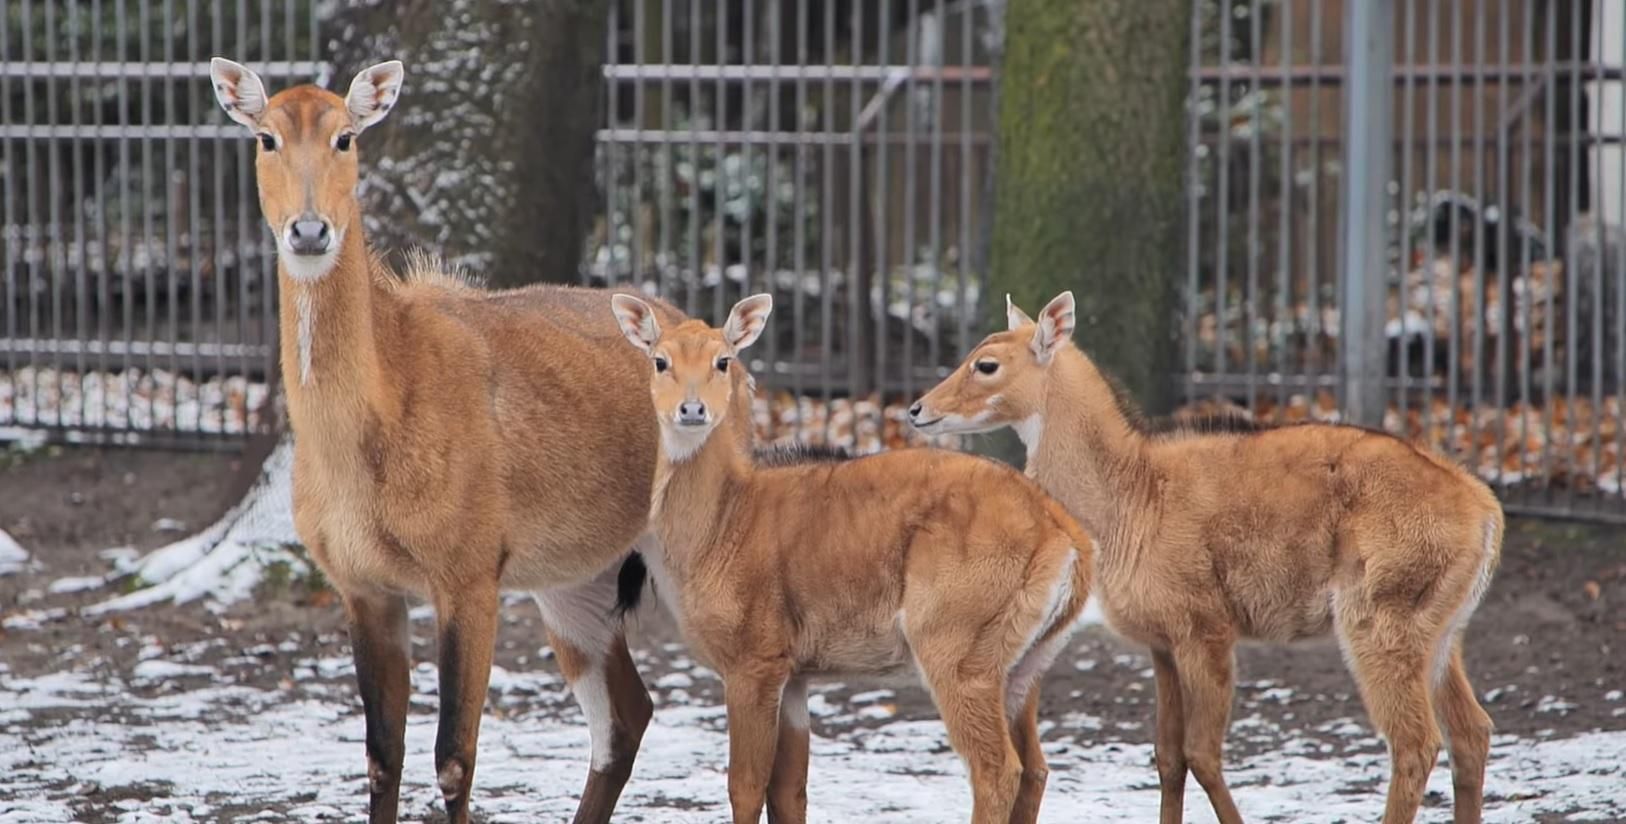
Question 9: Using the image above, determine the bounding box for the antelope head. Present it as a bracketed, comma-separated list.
[611, 293, 773, 462]
[908, 291, 1075, 435]
[209, 57, 404, 282]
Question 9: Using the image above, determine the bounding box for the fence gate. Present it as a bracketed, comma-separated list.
[1184, 0, 1626, 522]
[0, 1, 322, 446]
[590, 0, 998, 453]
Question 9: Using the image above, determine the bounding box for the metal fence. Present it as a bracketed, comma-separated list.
[1184, 0, 1626, 520]
[587, 0, 998, 452]
[0, 1, 321, 445]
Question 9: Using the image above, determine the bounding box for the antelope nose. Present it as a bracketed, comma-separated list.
[677, 401, 708, 426]
[908, 401, 924, 420]
[288, 217, 331, 255]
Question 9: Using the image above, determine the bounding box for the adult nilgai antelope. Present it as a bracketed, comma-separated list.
[609, 293, 1093, 824]
[910, 292, 1504, 824]
[209, 58, 685, 823]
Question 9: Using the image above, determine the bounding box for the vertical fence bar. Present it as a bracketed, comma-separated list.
[712, 0, 725, 321]
[604, 0, 620, 286]
[1244, 0, 1260, 411]
[876, 0, 890, 411]
[69, 0, 90, 428]
[1492, 0, 1511, 492]
[766, 0, 781, 386]
[819, 0, 835, 439]
[1450, 0, 1467, 459]
[1594, 4, 1613, 511]
[956, 0, 971, 365]
[902, 0, 918, 404]
[163, 0, 180, 421]
[211, 0, 226, 413]
[1615, 15, 1625, 504]
[1273, 0, 1292, 416]
[1397, 0, 1416, 428]
[660, 0, 674, 304]
[740, 0, 752, 318]
[0, 0, 14, 420]
[187, 0, 204, 428]
[92, 0, 111, 425]
[45, 0, 63, 425]
[1214, 0, 1231, 402]
[848, 0, 865, 408]
[927, 0, 943, 389]
[1306, 0, 1324, 391]
[23, 0, 40, 425]
[792, 0, 807, 430]
[1184, 0, 1202, 401]
[119, 0, 135, 426]
[1339, 0, 1392, 428]
[631, 0, 644, 291]
[1422, 0, 1441, 445]
[1524, 0, 1546, 504]
[686, 0, 699, 314]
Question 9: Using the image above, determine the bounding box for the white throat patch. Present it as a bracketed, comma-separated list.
[277, 227, 343, 283]
[660, 426, 712, 464]
[294, 289, 316, 386]
[1014, 414, 1044, 465]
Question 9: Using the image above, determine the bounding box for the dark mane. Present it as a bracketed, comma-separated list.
[1099, 369, 1273, 440]
[753, 443, 855, 467]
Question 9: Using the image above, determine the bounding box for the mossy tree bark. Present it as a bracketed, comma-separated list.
[329, 0, 607, 285]
[990, 0, 1192, 417]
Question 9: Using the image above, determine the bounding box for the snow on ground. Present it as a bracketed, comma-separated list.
[0, 528, 30, 575]
[2, 654, 1623, 823]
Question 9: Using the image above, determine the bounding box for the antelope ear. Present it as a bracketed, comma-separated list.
[610, 294, 661, 354]
[210, 57, 268, 130]
[723, 293, 773, 351]
[1005, 293, 1035, 331]
[1031, 291, 1076, 364]
[344, 60, 405, 133]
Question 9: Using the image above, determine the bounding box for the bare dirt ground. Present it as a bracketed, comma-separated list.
[2, 446, 1625, 822]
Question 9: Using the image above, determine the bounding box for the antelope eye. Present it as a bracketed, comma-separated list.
[715, 356, 732, 373]
[335, 132, 354, 152]
[976, 359, 999, 375]
[257, 133, 276, 152]
[653, 355, 669, 373]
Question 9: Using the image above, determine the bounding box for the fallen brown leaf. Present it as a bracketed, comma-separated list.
[1582, 580, 1602, 601]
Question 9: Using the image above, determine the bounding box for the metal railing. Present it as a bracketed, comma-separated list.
[1183, 0, 1626, 520]
[0, 1, 321, 444]
[587, 0, 998, 452]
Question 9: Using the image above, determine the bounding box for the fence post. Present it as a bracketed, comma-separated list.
[1339, 0, 1392, 427]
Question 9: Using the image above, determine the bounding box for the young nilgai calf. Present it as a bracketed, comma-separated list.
[610, 293, 1093, 824]
[209, 58, 686, 823]
[910, 291, 1504, 824]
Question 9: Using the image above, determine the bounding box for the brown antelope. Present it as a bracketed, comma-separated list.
[209, 57, 688, 823]
[909, 291, 1504, 824]
[609, 293, 1093, 824]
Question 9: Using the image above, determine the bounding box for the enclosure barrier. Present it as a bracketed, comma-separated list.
[3, 1, 1624, 523]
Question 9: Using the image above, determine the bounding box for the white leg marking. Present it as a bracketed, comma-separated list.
[437, 759, 465, 801]
[574, 662, 617, 772]
[535, 563, 635, 773]
[1432, 516, 1500, 686]
[781, 677, 810, 731]
[1006, 551, 1078, 719]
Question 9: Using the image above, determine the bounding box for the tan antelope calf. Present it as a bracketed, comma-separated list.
[209, 58, 688, 823]
[910, 292, 1504, 824]
[609, 293, 1093, 824]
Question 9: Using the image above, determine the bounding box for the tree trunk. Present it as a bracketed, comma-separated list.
[327, 0, 608, 285]
[989, 0, 1191, 416]
[487, 0, 611, 287]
